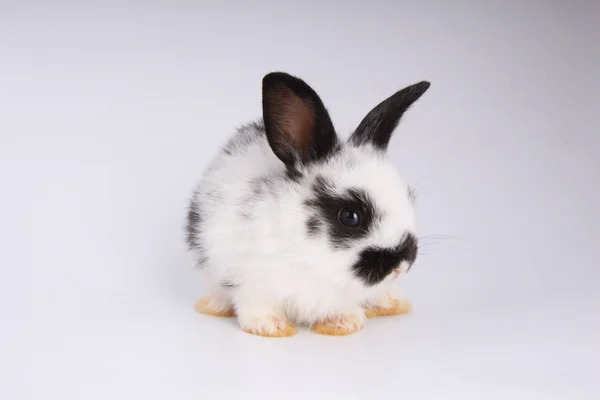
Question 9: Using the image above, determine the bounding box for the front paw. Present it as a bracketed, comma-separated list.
[364, 295, 412, 319]
[239, 314, 297, 338]
[311, 310, 365, 336]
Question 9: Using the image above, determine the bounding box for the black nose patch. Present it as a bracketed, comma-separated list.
[352, 233, 418, 286]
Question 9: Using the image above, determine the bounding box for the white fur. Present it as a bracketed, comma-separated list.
[190, 123, 416, 330]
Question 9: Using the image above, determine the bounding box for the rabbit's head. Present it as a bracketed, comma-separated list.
[259, 72, 429, 288]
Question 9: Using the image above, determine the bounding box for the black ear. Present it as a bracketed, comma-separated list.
[349, 81, 430, 151]
[262, 72, 338, 168]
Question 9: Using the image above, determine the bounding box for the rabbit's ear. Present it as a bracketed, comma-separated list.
[262, 72, 338, 167]
[349, 81, 430, 151]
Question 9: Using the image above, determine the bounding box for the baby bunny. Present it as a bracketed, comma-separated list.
[186, 72, 430, 337]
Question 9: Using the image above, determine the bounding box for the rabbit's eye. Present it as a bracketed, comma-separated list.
[338, 208, 361, 228]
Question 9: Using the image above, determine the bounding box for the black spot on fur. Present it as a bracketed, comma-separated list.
[185, 200, 201, 249]
[240, 176, 275, 220]
[285, 166, 303, 182]
[306, 216, 321, 236]
[352, 233, 419, 286]
[185, 197, 208, 267]
[304, 176, 379, 249]
[250, 176, 271, 198]
[222, 120, 265, 156]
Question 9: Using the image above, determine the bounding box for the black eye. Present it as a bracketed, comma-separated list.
[338, 208, 361, 227]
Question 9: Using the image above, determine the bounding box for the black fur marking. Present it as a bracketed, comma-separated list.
[273, 144, 300, 170]
[185, 197, 208, 267]
[222, 120, 265, 156]
[352, 233, 419, 286]
[306, 216, 321, 236]
[241, 176, 280, 220]
[304, 176, 380, 249]
[285, 166, 303, 182]
[349, 81, 430, 151]
[250, 176, 272, 198]
[185, 199, 201, 249]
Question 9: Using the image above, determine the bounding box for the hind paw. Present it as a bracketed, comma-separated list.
[364, 295, 412, 319]
[194, 296, 235, 318]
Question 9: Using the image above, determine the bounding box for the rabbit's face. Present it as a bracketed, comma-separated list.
[261, 72, 429, 288]
[302, 145, 418, 287]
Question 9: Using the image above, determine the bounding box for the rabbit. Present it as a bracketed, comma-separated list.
[186, 72, 430, 337]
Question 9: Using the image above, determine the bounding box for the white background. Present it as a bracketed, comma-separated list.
[1, 1, 599, 399]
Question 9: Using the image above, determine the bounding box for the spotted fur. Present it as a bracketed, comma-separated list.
[186, 72, 430, 329]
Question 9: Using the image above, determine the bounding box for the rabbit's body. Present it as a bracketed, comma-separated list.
[187, 72, 429, 337]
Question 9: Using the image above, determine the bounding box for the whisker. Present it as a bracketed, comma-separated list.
[411, 185, 428, 201]
[418, 234, 462, 241]
[279, 206, 312, 218]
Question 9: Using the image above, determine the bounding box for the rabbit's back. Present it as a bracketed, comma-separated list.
[186, 121, 287, 267]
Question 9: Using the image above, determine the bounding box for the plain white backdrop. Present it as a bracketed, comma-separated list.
[1, 1, 599, 399]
